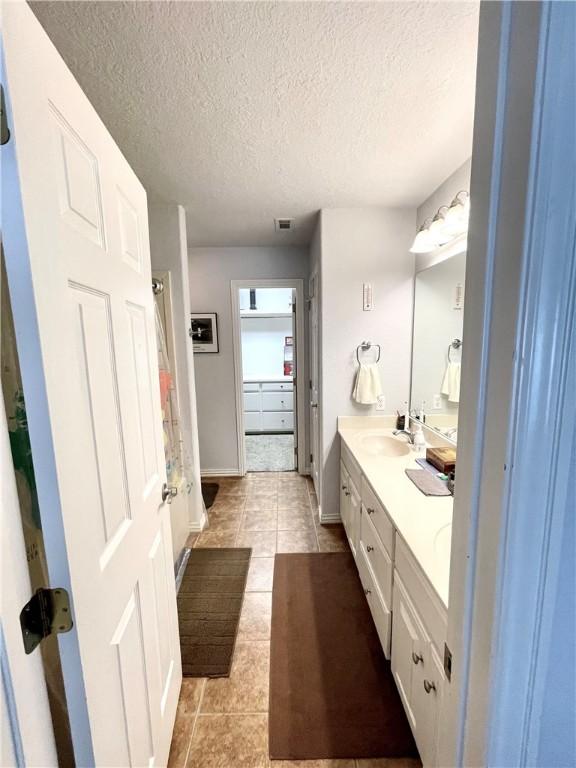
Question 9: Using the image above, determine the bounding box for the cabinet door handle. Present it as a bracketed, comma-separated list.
[342, 484, 348, 491]
[423, 679, 436, 694]
[366, 507, 375, 515]
[364, 588, 371, 596]
[366, 545, 374, 553]
[345, 491, 351, 497]
[412, 652, 423, 665]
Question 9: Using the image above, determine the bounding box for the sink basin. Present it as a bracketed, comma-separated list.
[356, 431, 410, 457]
[434, 523, 452, 561]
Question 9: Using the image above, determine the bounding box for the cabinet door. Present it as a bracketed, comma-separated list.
[391, 576, 425, 732]
[340, 462, 351, 540]
[348, 477, 361, 558]
[412, 644, 445, 768]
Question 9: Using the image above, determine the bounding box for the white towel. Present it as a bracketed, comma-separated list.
[441, 362, 461, 403]
[352, 363, 383, 405]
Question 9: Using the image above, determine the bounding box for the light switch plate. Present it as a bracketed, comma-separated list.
[376, 394, 386, 411]
[363, 283, 374, 311]
[432, 394, 442, 409]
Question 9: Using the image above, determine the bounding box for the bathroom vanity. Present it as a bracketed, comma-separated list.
[338, 417, 452, 768]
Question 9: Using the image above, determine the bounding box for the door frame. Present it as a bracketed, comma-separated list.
[230, 278, 306, 476]
[308, 269, 321, 499]
[439, 2, 576, 765]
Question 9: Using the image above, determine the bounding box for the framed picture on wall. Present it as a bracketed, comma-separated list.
[189, 312, 219, 353]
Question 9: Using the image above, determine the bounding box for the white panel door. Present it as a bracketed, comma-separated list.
[2, 4, 181, 766]
[1, 389, 58, 768]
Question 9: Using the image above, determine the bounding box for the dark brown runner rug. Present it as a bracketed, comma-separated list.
[178, 548, 251, 677]
[270, 552, 419, 760]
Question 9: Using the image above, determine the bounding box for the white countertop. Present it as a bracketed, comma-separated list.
[338, 417, 453, 607]
[243, 376, 293, 383]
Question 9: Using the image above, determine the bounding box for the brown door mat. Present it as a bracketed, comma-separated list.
[270, 552, 419, 760]
[177, 547, 251, 677]
[201, 482, 219, 509]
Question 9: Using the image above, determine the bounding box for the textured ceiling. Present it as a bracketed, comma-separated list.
[30, 1, 479, 246]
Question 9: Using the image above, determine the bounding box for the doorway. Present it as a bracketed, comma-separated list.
[231, 279, 306, 475]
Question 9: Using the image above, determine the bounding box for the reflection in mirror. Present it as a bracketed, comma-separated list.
[411, 250, 466, 443]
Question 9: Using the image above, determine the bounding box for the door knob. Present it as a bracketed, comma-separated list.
[161, 483, 177, 503]
[366, 507, 375, 515]
[423, 679, 436, 694]
[366, 545, 374, 553]
[412, 651, 423, 665]
[364, 588, 371, 596]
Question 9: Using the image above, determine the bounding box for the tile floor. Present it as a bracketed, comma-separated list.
[169, 472, 420, 768]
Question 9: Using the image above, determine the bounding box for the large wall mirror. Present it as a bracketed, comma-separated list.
[411, 249, 466, 443]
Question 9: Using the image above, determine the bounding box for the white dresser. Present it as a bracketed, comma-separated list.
[243, 379, 294, 433]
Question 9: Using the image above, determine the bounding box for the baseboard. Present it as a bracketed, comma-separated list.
[319, 505, 341, 524]
[200, 468, 242, 477]
[189, 512, 207, 533]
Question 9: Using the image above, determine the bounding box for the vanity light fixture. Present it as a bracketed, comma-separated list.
[428, 206, 452, 246]
[409, 190, 470, 254]
[409, 218, 438, 253]
[443, 190, 470, 236]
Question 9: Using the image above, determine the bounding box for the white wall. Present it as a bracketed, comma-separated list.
[189, 246, 309, 474]
[148, 204, 205, 558]
[241, 316, 293, 379]
[317, 208, 415, 519]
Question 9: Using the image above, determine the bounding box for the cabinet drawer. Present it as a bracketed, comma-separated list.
[243, 382, 260, 392]
[262, 411, 294, 431]
[244, 412, 262, 432]
[360, 509, 393, 609]
[243, 392, 261, 412]
[341, 441, 362, 491]
[361, 481, 394, 557]
[262, 392, 293, 411]
[357, 546, 392, 658]
[262, 382, 293, 392]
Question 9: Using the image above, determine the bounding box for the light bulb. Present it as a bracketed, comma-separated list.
[409, 219, 438, 254]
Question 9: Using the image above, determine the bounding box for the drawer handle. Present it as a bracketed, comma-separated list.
[364, 588, 371, 596]
[412, 652, 423, 665]
[366, 507, 375, 515]
[366, 545, 374, 553]
[423, 679, 436, 694]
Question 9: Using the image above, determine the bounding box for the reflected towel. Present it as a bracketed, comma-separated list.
[441, 362, 461, 403]
[352, 363, 383, 405]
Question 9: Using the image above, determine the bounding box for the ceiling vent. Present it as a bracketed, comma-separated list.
[274, 217, 295, 232]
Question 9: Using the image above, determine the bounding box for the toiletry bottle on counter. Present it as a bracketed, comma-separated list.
[412, 423, 426, 452]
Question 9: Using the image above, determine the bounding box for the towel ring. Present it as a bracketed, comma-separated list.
[356, 341, 381, 364]
[448, 338, 462, 362]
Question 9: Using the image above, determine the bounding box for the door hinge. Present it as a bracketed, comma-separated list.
[1, 85, 11, 145]
[443, 642, 452, 682]
[20, 588, 73, 654]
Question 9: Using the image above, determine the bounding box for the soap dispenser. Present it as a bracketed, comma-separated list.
[412, 423, 426, 453]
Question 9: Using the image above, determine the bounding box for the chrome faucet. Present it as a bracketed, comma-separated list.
[392, 428, 415, 444]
